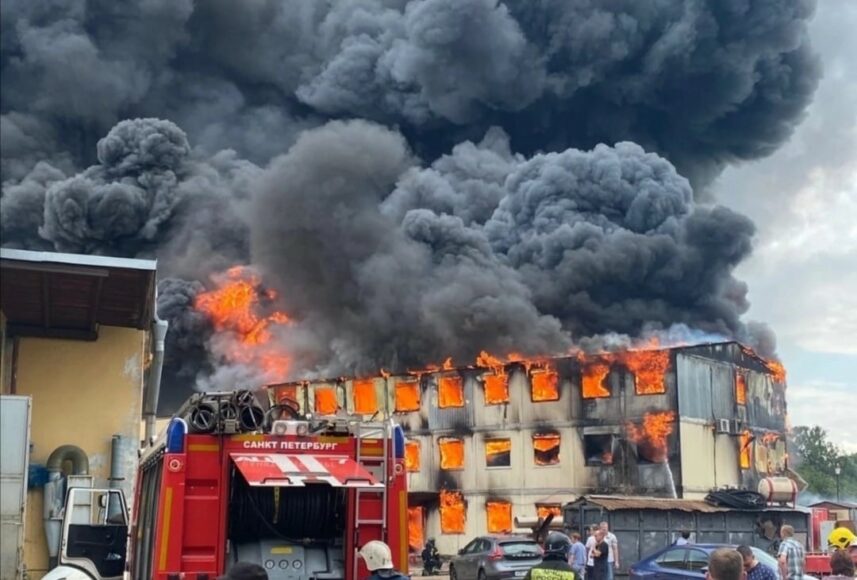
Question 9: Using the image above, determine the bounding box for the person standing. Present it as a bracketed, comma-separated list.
[524, 532, 577, 580]
[585, 525, 598, 580]
[706, 548, 745, 580]
[600, 521, 620, 580]
[777, 525, 806, 580]
[359, 540, 409, 580]
[737, 545, 777, 580]
[590, 530, 610, 580]
[826, 549, 855, 580]
[675, 530, 691, 546]
[570, 532, 588, 580]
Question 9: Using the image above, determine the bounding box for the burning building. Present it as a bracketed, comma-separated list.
[268, 341, 790, 555]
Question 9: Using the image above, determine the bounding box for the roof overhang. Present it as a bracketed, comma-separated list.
[1, 249, 157, 340]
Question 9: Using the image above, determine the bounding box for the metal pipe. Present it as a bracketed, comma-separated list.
[143, 308, 169, 443]
[107, 435, 125, 522]
[44, 445, 89, 565]
[46, 444, 89, 474]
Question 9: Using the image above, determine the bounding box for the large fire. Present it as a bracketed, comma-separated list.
[438, 374, 464, 408]
[408, 506, 424, 550]
[352, 379, 378, 414]
[485, 438, 512, 467]
[405, 440, 421, 472]
[581, 359, 612, 398]
[626, 410, 676, 463]
[314, 386, 338, 415]
[477, 351, 510, 404]
[621, 348, 669, 394]
[740, 430, 752, 469]
[439, 437, 465, 470]
[194, 266, 291, 380]
[735, 372, 747, 405]
[530, 366, 560, 401]
[439, 490, 466, 534]
[533, 433, 561, 465]
[766, 360, 787, 383]
[394, 379, 421, 412]
[537, 505, 561, 520]
[486, 501, 512, 534]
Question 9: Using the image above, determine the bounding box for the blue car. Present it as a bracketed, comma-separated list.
[628, 544, 780, 580]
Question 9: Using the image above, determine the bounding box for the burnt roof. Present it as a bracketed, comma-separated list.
[1, 249, 157, 340]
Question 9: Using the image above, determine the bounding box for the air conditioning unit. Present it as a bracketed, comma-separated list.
[730, 419, 746, 435]
[716, 418, 731, 434]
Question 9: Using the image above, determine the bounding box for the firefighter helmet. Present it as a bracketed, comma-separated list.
[544, 531, 572, 558]
[360, 540, 394, 571]
[828, 527, 857, 550]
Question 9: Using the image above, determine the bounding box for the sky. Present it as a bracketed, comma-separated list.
[713, 0, 857, 454]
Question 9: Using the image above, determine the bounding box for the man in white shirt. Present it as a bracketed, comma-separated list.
[585, 525, 598, 578]
[600, 522, 619, 580]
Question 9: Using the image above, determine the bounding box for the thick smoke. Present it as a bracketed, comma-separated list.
[1, 0, 817, 410]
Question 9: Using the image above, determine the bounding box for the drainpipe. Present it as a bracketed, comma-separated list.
[143, 311, 169, 444]
[44, 445, 89, 567]
[107, 435, 126, 521]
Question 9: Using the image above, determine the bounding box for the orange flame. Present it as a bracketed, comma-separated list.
[581, 358, 612, 399]
[314, 386, 338, 415]
[626, 410, 676, 463]
[395, 380, 421, 412]
[736, 373, 747, 405]
[533, 433, 561, 465]
[531, 366, 560, 401]
[352, 379, 378, 414]
[408, 506, 424, 551]
[537, 505, 562, 520]
[761, 432, 779, 445]
[486, 501, 512, 534]
[439, 437, 465, 470]
[740, 430, 752, 469]
[483, 373, 509, 404]
[194, 266, 291, 380]
[405, 440, 421, 472]
[438, 374, 464, 408]
[439, 490, 466, 534]
[621, 348, 669, 395]
[766, 360, 787, 383]
[486, 439, 512, 467]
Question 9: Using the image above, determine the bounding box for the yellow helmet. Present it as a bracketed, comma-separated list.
[827, 527, 857, 550]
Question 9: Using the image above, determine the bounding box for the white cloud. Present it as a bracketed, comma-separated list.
[788, 382, 857, 454]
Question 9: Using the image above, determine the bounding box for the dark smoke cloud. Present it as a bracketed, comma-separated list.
[1, 0, 817, 410]
[1, 0, 819, 184]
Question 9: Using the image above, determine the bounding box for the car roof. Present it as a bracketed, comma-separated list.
[480, 535, 537, 542]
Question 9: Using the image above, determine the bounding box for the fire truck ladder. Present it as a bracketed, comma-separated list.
[353, 420, 391, 571]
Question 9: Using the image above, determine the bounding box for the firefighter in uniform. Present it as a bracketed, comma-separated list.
[524, 532, 576, 580]
[360, 540, 410, 580]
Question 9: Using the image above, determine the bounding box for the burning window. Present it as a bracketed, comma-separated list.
[408, 506, 424, 551]
[486, 501, 513, 534]
[405, 440, 421, 472]
[623, 350, 669, 395]
[581, 362, 612, 399]
[439, 490, 466, 534]
[735, 373, 747, 405]
[626, 411, 675, 463]
[533, 433, 561, 466]
[740, 430, 752, 470]
[353, 379, 378, 414]
[584, 434, 616, 466]
[314, 386, 338, 415]
[395, 380, 421, 412]
[485, 439, 512, 468]
[537, 504, 562, 520]
[531, 367, 559, 402]
[439, 437, 465, 470]
[438, 374, 464, 408]
[483, 372, 509, 405]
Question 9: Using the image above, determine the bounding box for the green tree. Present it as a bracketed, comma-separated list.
[791, 425, 857, 501]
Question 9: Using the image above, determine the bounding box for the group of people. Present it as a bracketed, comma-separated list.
[523, 522, 619, 580]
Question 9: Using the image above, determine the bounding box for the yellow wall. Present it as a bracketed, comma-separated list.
[679, 420, 740, 499]
[15, 325, 148, 579]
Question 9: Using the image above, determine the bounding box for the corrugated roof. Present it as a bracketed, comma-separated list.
[568, 495, 810, 513]
[1, 248, 157, 338]
[809, 500, 857, 509]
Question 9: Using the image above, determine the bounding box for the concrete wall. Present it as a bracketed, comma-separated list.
[15, 326, 147, 579]
[678, 420, 741, 499]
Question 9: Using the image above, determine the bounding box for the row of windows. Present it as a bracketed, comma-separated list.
[404, 433, 563, 471]
[302, 362, 669, 416]
[408, 500, 563, 544]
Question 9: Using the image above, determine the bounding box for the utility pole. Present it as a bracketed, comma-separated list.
[835, 462, 842, 503]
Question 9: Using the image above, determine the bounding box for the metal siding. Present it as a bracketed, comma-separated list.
[676, 354, 713, 419]
[0, 395, 31, 580]
[711, 363, 735, 419]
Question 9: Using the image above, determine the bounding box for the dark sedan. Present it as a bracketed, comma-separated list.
[628, 544, 780, 580]
[449, 536, 543, 580]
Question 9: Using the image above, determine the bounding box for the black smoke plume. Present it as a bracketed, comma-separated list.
[1, 0, 814, 410]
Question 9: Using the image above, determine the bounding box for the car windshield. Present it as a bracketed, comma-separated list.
[751, 547, 779, 571]
[500, 541, 541, 558]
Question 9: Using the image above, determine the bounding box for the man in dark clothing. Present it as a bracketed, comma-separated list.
[590, 530, 610, 580]
[524, 532, 576, 580]
[217, 562, 268, 580]
[737, 545, 776, 580]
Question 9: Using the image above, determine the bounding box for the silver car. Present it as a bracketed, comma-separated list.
[449, 536, 543, 580]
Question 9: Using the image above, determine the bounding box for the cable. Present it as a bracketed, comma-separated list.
[704, 489, 767, 510]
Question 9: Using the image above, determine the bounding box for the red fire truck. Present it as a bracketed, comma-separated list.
[45, 391, 410, 580]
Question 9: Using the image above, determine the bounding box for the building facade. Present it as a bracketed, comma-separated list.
[0, 249, 161, 579]
[270, 342, 790, 555]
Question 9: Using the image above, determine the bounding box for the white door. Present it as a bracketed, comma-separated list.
[0, 395, 32, 580]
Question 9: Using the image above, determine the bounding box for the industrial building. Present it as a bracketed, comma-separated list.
[269, 341, 792, 556]
[0, 249, 164, 579]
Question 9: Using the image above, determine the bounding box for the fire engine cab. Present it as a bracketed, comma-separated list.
[45, 390, 409, 580]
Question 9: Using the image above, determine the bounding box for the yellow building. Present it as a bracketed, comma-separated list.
[0, 249, 165, 580]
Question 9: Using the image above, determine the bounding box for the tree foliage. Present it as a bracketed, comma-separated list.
[791, 425, 857, 501]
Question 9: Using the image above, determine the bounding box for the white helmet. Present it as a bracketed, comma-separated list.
[360, 540, 394, 571]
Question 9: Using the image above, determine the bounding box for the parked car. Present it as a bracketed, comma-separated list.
[629, 544, 781, 580]
[449, 536, 543, 580]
